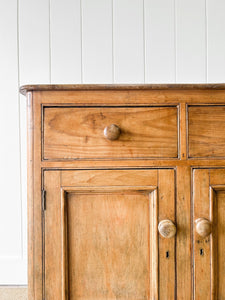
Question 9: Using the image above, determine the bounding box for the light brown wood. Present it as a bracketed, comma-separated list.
[179, 103, 187, 159]
[103, 124, 121, 140]
[158, 169, 176, 300]
[22, 84, 225, 300]
[195, 218, 212, 238]
[42, 169, 177, 299]
[189, 105, 225, 158]
[31, 89, 225, 105]
[176, 166, 191, 300]
[32, 92, 43, 300]
[193, 169, 225, 300]
[43, 106, 178, 160]
[193, 169, 211, 300]
[19, 83, 225, 96]
[158, 220, 176, 238]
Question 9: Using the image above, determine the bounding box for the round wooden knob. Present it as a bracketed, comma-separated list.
[158, 220, 176, 238]
[104, 124, 121, 141]
[195, 218, 212, 238]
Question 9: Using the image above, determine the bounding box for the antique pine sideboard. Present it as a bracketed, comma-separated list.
[20, 84, 225, 300]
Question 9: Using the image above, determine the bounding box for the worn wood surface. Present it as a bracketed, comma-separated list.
[189, 106, 225, 158]
[193, 169, 211, 300]
[193, 169, 225, 299]
[176, 166, 191, 299]
[25, 85, 225, 299]
[158, 169, 176, 299]
[44, 171, 62, 300]
[67, 190, 149, 299]
[43, 106, 178, 160]
[20, 83, 225, 95]
[43, 169, 177, 299]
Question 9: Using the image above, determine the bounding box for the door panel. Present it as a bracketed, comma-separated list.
[44, 169, 176, 300]
[193, 169, 225, 300]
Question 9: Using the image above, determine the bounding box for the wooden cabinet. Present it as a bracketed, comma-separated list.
[20, 84, 225, 300]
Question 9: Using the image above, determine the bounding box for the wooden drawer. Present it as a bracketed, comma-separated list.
[188, 105, 225, 158]
[43, 106, 178, 160]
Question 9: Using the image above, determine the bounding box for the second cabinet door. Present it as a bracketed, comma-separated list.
[193, 169, 225, 300]
[43, 169, 176, 300]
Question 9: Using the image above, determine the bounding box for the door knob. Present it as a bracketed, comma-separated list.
[104, 124, 121, 140]
[158, 220, 176, 238]
[195, 218, 212, 238]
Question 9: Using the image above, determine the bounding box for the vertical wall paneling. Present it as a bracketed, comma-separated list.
[82, 0, 113, 83]
[50, 0, 82, 83]
[113, 0, 144, 83]
[17, 0, 50, 285]
[19, 0, 50, 85]
[207, 0, 225, 83]
[144, 0, 176, 83]
[0, 0, 25, 284]
[3, 0, 225, 286]
[176, 0, 206, 83]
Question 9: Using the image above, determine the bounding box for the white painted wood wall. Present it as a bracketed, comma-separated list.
[1, 0, 225, 285]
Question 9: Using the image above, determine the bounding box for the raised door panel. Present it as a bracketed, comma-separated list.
[43, 169, 176, 300]
[193, 169, 225, 299]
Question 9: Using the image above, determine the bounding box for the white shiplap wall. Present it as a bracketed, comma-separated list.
[0, 0, 225, 285]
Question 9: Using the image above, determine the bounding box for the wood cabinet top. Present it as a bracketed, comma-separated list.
[20, 83, 225, 95]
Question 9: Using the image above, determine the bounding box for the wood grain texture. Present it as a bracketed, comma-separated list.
[43, 169, 162, 299]
[29, 90, 225, 106]
[179, 103, 187, 160]
[213, 189, 225, 298]
[210, 169, 225, 185]
[195, 218, 212, 238]
[189, 106, 225, 158]
[158, 220, 176, 238]
[25, 86, 225, 300]
[19, 83, 225, 95]
[158, 169, 176, 299]
[61, 169, 157, 187]
[176, 166, 191, 300]
[43, 106, 178, 160]
[193, 169, 225, 299]
[44, 171, 62, 300]
[193, 169, 211, 300]
[32, 93, 43, 300]
[67, 191, 150, 299]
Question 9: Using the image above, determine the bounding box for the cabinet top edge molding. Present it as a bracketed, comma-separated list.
[19, 83, 225, 96]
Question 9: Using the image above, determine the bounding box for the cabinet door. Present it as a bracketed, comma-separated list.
[43, 169, 176, 300]
[193, 169, 225, 299]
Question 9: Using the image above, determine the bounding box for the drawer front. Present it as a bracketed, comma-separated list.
[189, 105, 225, 158]
[43, 106, 178, 160]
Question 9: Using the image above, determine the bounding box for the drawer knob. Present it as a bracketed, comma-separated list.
[195, 218, 212, 238]
[158, 220, 176, 238]
[104, 124, 121, 141]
